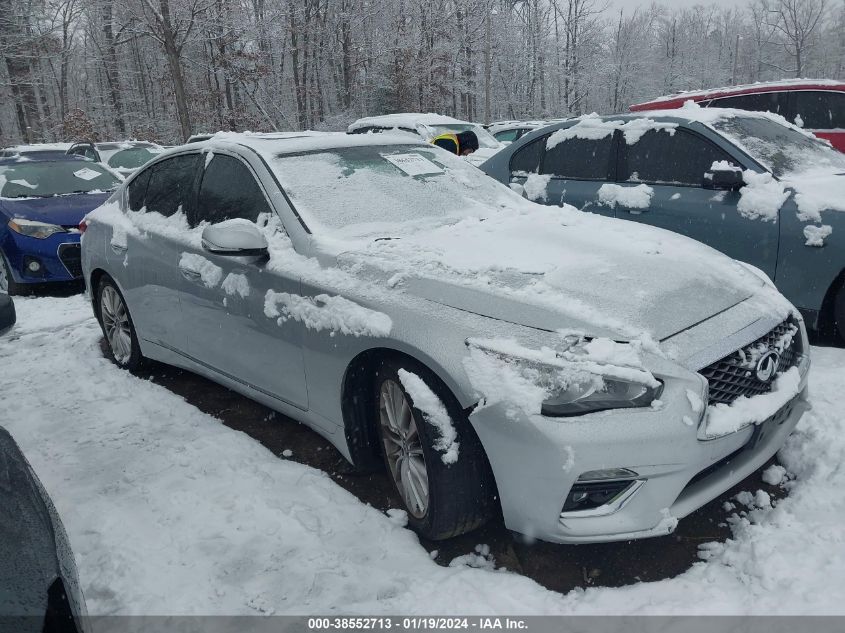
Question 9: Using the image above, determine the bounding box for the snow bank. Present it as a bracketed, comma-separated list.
[597, 183, 653, 209]
[397, 369, 459, 464]
[737, 170, 790, 221]
[264, 290, 392, 337]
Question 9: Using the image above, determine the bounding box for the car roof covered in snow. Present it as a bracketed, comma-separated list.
[193, 130, 429, 156]
[0, 153, 90, 167]
[347, 112, 471, 133]
[630, 79, 845, 111]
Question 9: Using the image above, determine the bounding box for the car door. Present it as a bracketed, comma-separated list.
[506, 132, 616, 217]
[115, 153, 202, 352]
[178, 152, 309, 410]
[612, 127, 780, 280]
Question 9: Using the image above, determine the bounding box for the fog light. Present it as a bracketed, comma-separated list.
[27, 260, 41, 272]
[562, 479, 636, 512]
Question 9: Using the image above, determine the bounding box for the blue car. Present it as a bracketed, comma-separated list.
[0, 155, 120, 294]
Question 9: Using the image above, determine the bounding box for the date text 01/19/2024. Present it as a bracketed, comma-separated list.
[307, 617, 528, 630]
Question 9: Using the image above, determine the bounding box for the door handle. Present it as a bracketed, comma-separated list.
[179, 266, 202, 281]
[110, 243, 128, 254]
[623, 208, 644, 215]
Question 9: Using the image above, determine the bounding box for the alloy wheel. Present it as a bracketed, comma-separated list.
[100, 285, 132, 365]
[379, 379, 429, 518]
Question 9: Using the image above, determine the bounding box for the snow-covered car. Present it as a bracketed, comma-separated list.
[0, 143, 73, 160]
[0, 425, 88, 632]
[66, 141, 164, 178]
[81, 131, 809, 544]
[481, 105, 845, 344]
[347, 113, 504, 166]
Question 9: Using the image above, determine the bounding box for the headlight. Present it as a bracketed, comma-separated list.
[541, 376, 662, 416]
[465, 337, 662, 418]
[8, 218, 66, 239]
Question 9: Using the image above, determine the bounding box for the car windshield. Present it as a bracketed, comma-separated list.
[425, 123, 501, 149]
[106, 147, 161, 169]
[270, 144, 515, 239]
[0, 161, 120, 198]
[712, 115, 845, 178]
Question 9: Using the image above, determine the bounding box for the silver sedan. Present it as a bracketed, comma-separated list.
[80, 132, 810, 544]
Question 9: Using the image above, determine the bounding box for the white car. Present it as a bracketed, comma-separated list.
[348, 113, 504, 165]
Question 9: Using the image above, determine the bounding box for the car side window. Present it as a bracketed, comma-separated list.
[127, 168, 152, 212]
[509, 136, 545, 176]
[195, 154, 271, 226]
[540, 136, 613, 180]
[143, 154, 200, 217]
[709, 92, 789, 117]
[620, 129, 733, 186]
[793, 91, 845, 130]
[494, 129, 520, 143]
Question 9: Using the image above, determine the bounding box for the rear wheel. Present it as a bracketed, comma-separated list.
[374, 359, 495, 540]
[0, 250, 23, 295]
[834, 280, 845, 345]
[97, 277, 143, 370]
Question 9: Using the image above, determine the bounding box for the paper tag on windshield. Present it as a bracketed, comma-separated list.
[73, 168, 101, 181]
[382, 153, 444, 177]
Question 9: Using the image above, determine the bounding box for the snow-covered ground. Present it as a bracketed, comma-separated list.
[2, 294, 845, 615]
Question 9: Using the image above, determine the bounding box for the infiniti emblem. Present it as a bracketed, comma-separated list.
[755, 350, 781, 383]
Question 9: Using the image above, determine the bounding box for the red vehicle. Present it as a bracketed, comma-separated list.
[630, 80, 845, 152]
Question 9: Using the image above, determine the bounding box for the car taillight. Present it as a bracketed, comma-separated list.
[78, 220, 88, 234]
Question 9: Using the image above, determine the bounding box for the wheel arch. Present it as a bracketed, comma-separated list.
[340, 345, 477, 471]
[818, 266, 845, 336]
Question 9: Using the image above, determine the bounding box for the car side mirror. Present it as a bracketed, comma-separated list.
[201, 221, 268, 257]
[704, 168, 744, 190]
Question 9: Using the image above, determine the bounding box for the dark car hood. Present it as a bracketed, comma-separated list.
[0, 193, 111, 227]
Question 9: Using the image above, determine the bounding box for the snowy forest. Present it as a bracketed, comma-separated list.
[0, 0, 842, 145]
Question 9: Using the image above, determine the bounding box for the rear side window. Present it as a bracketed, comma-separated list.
[509, 136, 545, 175]
[620, 129, 733, 186]
[128, 168, 151, 211]
[540, 136, 613, 180]
[793, 91, 845, 130]
[195, 155, 271, 226]
[709, 91, 789, 117]
[142, 154, 200, 217]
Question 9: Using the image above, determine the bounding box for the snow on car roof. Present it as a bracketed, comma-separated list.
[204, 130, 428, 155]
[631, 78, 845, 108]
[1, 142, 74, 153]
[347, 112, 469, 132]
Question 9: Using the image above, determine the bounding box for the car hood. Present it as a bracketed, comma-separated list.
[0, 192, 111, 226]
[335, 206, 788, 342]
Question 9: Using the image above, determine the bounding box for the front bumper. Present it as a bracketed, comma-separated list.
[0, 230, 82, 285]
[469, 353, 810, 544]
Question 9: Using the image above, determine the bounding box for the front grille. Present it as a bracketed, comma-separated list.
[699, 319, 800, 406]
[58, 243, 82, 278]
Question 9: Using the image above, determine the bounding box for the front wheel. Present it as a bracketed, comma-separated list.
[0, 250, 23, 295]
[97, 277, 143, 370]
[375, 359, 495, 540]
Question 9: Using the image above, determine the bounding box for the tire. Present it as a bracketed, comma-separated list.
[834, 280, 845, 345]
[374, 359, 495, 540]
[0, 250, 23, 295]
[97, 277, 144, 370]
